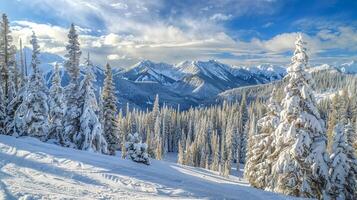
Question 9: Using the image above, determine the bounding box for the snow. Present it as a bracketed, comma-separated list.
[175, 60, 233, 81]
[0, 135, 296, 199]
[339, 60, 357, 74]
[235, 64, 286, 81]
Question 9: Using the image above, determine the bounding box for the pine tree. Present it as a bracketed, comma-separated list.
[47, 63, 65, 145]
[0, 14, 16, 100]
[78, 56, 108, 154]
[240, 120, 249, 163]
[246, 89, 280, 189]
[63, 24, 82, 147]
[178, 140, 184, 164]
[154, 114, 162, 159]
[272, 34, 329, 198]
[19, 32, 49, 141]
[239, 92, 248, 163]
[102, 63, 120, 155]
[244, 114, 257, 182]
[0, 14, 18, 136]
[328, 123, 357, 200]
[0, 84, 5, 134]
[223, 116, 234, 177]
[126, 132, 150, 165]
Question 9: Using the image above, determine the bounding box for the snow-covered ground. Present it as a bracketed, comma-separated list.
[0, 135, 295, 200]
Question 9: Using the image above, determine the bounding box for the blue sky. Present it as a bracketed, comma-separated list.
[1, 0, 357, 67]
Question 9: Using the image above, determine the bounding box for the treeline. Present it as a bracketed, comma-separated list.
[0, 15, 123, 158]
[118, 94, 264, 176]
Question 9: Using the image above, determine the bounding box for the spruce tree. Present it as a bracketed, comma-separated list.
[125, 132, 150, 165]
[102, 63, 120, 155]
[0, 14, 16, 100]
[272, 34, 329, 198]
[154, 114, 162, 159]
[78, 56, 108, 154]
[244, 114, 257, 183]
[0, 84, 5, 134]
[246, 89, 280, 189]
[329, 123, 357, 200]
[19, 32, 49, 141]
[63, 24, 82, 147]
[223, 115, 234, 177]
[239, 92, 248, 163]
[47, 63, 65, 145]
[0, 14, 17, 136]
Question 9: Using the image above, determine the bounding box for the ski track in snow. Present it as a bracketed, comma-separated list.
[0, 135, 296, 200]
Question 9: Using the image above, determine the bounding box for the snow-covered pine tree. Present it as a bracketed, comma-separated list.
[19, 38, 25, 85]
[63, 24, 82, 147]
[239, 92, 248, 163]
[47, 63, 65, 145]
[272, 34, 329, 198]
[20, 32, 49, 141]
[178, 140, 184, 164]
[0, 14, 16, 101]
[328, 123, 357, 200]
[78, 54, 108, 154]
[240, 119, 249, 163]
[0, 84, 5, 134]
[246, 88, 280, 189]
[0, 14, 18, 136]
[223, 114, 234, 177]
[154, 113, 162, 159]
[102, 63, 120, 155]
[244, 113, 257, 183]
[126, 132, 150, 165]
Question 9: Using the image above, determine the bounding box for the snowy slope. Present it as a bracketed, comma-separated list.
[0, 135, 295, 200]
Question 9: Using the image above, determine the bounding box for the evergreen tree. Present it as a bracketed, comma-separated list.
[154, 114, 162, 159]
[223, 115, 234, 177]
[102, 63, 120, 155]
[178, 140, 184, 164]
[272, 34, 329, 198]
[0, 14, 16, 100]
[47, 63, 65, 145]
[239, 92, 248, 163]
[244, 114, 257, 182]
[126, 132, 150, 165]
[246, 89, 281, 189]
[329, 123, 357, 200]
[0, 14, 18, 136]
[63, 24, 82, 147]
[240, 120, 249, 163]
[0, 84, 5, 134]
[19, 32, 49, 141]
[78, 56, 107, 154]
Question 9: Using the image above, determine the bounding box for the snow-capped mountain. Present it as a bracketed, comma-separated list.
[307, 64, 340, 73]
[339, 60, 357, 74]
[121, 60, 183, 84]
[36, 55, 287, 110]
[27, 50, 357, 111]
[235, 64, 286, 81]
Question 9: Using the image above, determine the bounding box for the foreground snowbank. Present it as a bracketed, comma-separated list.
[0, 135, 294, 199]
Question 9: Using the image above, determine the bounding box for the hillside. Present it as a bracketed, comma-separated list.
[0, 135, 295, 200]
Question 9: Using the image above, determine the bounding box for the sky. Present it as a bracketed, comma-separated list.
[1, 0, 357, 67]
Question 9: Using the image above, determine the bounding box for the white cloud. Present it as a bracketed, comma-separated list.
[210, 13, 233, 21]
[107, 54, 121, 60]
[8, 1, 357, 67]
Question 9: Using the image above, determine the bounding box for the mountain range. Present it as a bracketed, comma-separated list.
[17, 49, 357, 111]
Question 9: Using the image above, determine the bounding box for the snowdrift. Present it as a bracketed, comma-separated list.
[0, 135, 295, 199]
